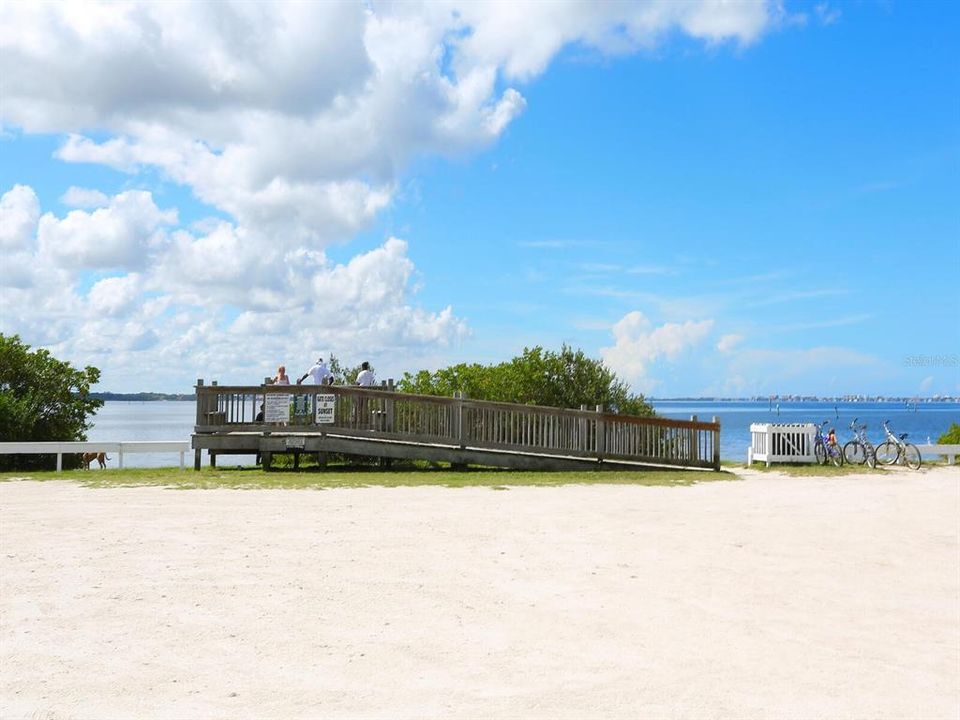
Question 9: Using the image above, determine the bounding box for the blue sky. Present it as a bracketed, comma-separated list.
[1, 1, 957, 397]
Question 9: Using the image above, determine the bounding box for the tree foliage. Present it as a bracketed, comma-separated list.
[0, 334, 103, 470]
[938, 422, 960, 445]
[397, 345, 654, 416]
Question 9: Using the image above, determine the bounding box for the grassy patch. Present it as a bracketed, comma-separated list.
[743, 462, 884, 476]
[0, 464, 734, 490]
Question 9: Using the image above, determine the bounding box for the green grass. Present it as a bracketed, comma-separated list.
[743, 461, 886, 476]
[0, 464, 734, 490]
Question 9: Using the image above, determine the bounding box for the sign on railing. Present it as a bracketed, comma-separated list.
[315, 394, 336, 424]
[264, 393, 291, 423]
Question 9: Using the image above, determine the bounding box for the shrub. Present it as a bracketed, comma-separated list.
[938, 422, 960, 445]
[0, 334, 103, 470]
[398, 345, 653, 416]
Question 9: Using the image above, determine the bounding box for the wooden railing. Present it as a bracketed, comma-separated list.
[194, 380, 721, 470]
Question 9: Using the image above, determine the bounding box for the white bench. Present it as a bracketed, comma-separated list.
[914, 444, 960, 465]
[0, 441, 191, 471]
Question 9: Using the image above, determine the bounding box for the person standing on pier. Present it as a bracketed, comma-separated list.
[297, 356, 333, 385]
[273, 365, 291, 385]
[356, 361, 375, 387]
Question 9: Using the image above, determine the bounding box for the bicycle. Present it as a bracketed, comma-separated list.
[842, 418, 877, 469]
[875, 420, 922, 470]
[814, 420, 844, 467]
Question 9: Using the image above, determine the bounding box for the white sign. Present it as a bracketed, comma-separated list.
[315, 394, 336, 424]
[264, 393, 291, 423]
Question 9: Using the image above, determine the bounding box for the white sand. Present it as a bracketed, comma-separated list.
[1, 466, 958, 720]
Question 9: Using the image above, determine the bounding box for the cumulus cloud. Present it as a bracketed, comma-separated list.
[1, 0, 775, 247]
[0, 184, 39, 251]
[87, 274, 143, 316]
[0, 2, 779, 388]
[0, 185, 467, 385]
[60, 186, 110, 209]
[601, 310, 714, 389]
[37, 191, 177, 270]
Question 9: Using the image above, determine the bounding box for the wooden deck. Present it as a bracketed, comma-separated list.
[191, 380, 721, 471]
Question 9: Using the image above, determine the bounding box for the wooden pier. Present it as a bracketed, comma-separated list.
[191, 380, 721, 472]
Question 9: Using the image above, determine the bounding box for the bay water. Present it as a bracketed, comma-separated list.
[653, 400, 960, 462]
[88, 400, 960, 468]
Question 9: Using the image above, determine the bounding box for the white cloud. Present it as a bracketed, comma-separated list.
[60, 186, 109, 209]
[1, 1, 775, 247]
[717, 333, 744, 353]
[452, 0, 770, 82]
[87, 274, 143, 316]
[37, 191, 177, 270]
[601, 310, 714, 390]
[0, 184, 40, 251]
[0, 2, 780, 389]
[1, 187, 467, 387]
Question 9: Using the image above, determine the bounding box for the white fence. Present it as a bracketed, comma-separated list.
[0, 441, 191, 471]
[748, 423, 816, 466]
[915, 444, 960, 465]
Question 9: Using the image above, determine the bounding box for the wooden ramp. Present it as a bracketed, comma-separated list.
[191, 381, 720, 472]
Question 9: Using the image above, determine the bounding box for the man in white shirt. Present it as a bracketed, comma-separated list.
[356, 361, 376, 387]
[297, 357, 333, 385]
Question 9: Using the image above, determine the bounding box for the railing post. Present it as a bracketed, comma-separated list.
[579, 404, 588, 452]
[765, 424, 772, 468]
[595, 404, 605, 460]
[712, 416, 720, 470]
[195, 379, 204, 427]
[690, 415, 699, 465]
[455, 391, 465, 448]
[385, 379, 395, 432]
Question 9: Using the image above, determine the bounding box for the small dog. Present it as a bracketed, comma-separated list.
[81, 452, 109, 469]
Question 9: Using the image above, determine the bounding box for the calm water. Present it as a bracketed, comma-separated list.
[89, 399, 960, 467]
[87, 401, 235, 468]
[653, 400, 960, 461]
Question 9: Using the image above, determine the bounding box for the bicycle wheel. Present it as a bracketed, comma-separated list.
[875, 441, 899, 465]
[828, 445, 844, 467]
[815, 440, 826, 465]
[903, 443, 922, 470]
[843, 440, 866, 465]
[864, 442, 877, 469]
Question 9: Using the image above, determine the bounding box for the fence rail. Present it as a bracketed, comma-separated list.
[914, 444, 960, 465]
[0, 441, 192, 471]
[194, 380, 720, 470]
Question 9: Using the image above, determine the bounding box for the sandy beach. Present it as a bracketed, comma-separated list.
[2, 466, 958, 719]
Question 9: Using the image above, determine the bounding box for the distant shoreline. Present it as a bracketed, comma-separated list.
[92, 393, 196, 402]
